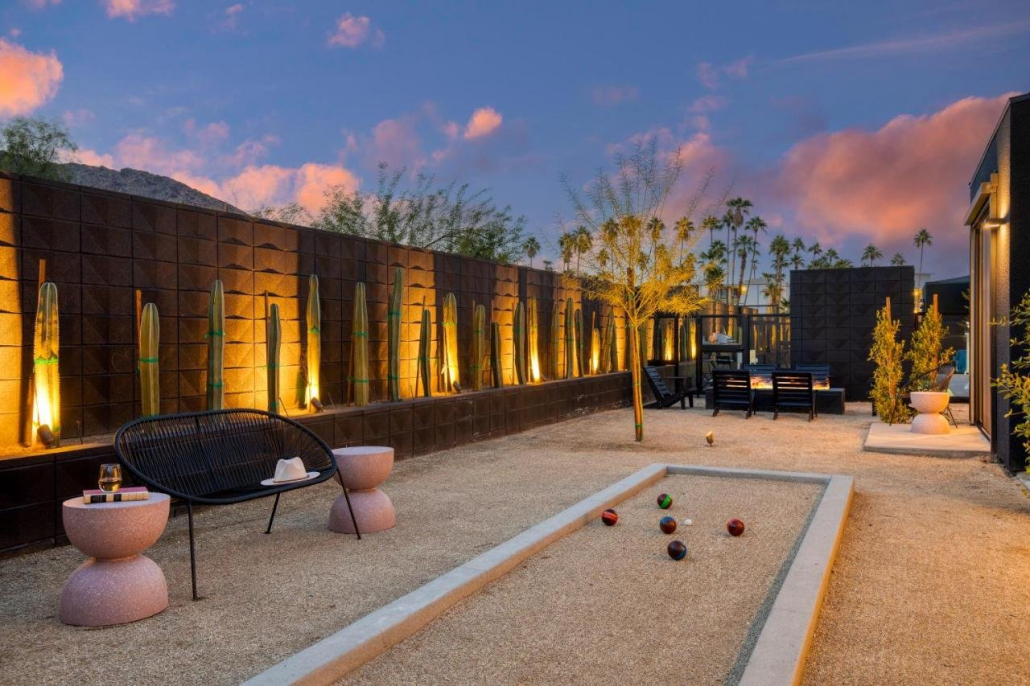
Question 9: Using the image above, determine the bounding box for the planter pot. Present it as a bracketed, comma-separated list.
[910, 391, 950, 435]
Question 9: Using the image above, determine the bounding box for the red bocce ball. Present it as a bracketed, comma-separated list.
[727, 518, 745, 537]
[601, 508, 619, 526]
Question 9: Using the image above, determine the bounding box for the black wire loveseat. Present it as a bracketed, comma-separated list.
[115, 409, 360, 600]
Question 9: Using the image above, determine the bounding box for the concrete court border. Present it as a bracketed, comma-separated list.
[245, 464, 853, 686]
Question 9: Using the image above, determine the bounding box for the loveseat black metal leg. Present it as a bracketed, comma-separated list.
[187, 502, 198, 601]
[265, 493, 281, 534]
[339, 486, 362, 540]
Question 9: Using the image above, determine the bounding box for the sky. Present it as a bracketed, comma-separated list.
[1, 0, 1029, 279]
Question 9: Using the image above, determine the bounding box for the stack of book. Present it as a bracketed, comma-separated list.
[82, 486, 150, 504]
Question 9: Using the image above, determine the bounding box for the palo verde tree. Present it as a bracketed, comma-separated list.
[0, 117, 77, 181]
[994, 289, 1030, 459]
[563, 139, 705, 442]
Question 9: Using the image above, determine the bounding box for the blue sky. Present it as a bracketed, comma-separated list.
[2, 0, 1029, 276]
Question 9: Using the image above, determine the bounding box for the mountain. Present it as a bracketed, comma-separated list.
[59, 162, 245, 214]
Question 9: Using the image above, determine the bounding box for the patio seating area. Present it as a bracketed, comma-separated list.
[2, 401, 1028, 685]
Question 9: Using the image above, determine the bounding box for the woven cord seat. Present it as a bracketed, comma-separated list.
[115, 409, 360, 600]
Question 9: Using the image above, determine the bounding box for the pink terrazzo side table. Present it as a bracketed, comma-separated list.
[329, 446, 395, 534]
[59, 493, 170, 627]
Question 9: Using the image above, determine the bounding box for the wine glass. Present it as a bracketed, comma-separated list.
[98, 463, 122, 493]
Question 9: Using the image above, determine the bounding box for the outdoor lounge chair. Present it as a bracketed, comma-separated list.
[643, 365, 694, 409]
[115, 409, 360, 600]
[711, 369, 756, 418]
[771, 371, 815, 421]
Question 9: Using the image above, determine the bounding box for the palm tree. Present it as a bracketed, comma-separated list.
[914, 228, 932, 286]
[558, 231, 575, 271]
[890, 252, 906, 266]
[523, 236, 540, 268]
[674, 217, 694, 243]
[790, 237, 806, 270]
[701, 215, 720, 249]
[725, 199, 753, 301]
[767, 234, 791, 313]
[542, 259, 553, 271]
[861, 243, 883, 266]
[735, 234, 755, 306]
[744, 216, 767, 300]
[807, 241, 823, 268]
[573, 225, 592, 272]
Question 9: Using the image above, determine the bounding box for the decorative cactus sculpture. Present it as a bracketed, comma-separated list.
[33, 282, 60, 446]
[591, 321, 601, 375]
[441, 293, 460, 393]
[527, 297, 540, 382]
[351, 283, 369, 407]
[388, 267, 403, 402]
[206, 280, 225, 410]
[266, 303, 281, 413]
[417, 303, 432, 397]
[564, 298, 575, 379]
[513, 300, 527, 385]
[490, 321, 504, 388]
[140, 302, 160, 417]
[549, 300, 561, 379]
[472, 303, 486, 391]
[598, 314, 610, 374]
[608, 314, 619, 372]
[575, 306, 585, 377]
[305, 274, 321, 409]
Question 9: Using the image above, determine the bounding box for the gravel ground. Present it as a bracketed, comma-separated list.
[1, 402, 1029, 685]
[344, 476, 822, 685]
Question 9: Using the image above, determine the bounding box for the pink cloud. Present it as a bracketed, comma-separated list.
[0, 39, 63, 116]
[774, 93, 1014, 255]
[696, 62, 720, 89]
[327, 13, 384, 49]
[369, 116, 424, 169]
[464, 107, 503, 140]
[688, 94, 727, 114]
[102, 0, 174, 20]
[62, 108, 95, 127]
[696, 56, 753, 89]
[184, 119, 230, 146]
[592, 85, 639, 106]
[113, 132, 206, 175]
[294, 163, 360, 213]
[70, 148, 116, 168]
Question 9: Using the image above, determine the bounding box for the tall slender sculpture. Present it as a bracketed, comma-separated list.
[564, 298, 575, 379]
[608, 313, 619, 372]
[441, 293, 460, 393]
[206, 280, 225, 410]
[549, 300, 561, 379]
[472, 303, 486, 391]
[527, 297, 540, 382]
[140, 302, 160, 417]
[590, 314, 601, 375]
[266, 303, 281, 413]
[513, 300, 527, 385]
[490, 321, 504, 388]
[574, 307, 585, 377]
[351, 283, 369, 407]
[33, 282, 60, 445]
[305, 275, 321, 409]
[416, 303, 432, 397]
[387, 268, 403, 402]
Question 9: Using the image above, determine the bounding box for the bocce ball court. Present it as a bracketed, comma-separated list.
[341, 474, 825, 685]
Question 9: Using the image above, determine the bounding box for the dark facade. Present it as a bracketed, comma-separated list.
[0, 172, 629, 446]
[790, 266, 916, 399]
[965, 92, 1030, 473]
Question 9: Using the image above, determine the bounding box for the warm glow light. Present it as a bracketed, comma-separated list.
[689, 320, 697, 359]
[662, 321, 675, 361]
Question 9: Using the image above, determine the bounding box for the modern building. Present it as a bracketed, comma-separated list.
[965, 92, 1030, 473]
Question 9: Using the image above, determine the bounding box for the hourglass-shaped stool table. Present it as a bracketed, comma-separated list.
[60, 493, 170, 626]
[329, 446, 395, 534]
